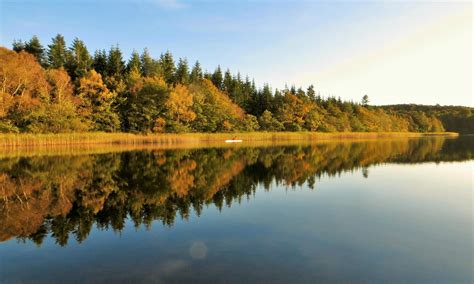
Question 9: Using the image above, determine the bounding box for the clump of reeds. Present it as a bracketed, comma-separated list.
[0, 131, 458, 149]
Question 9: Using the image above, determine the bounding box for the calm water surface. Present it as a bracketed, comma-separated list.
[0, 137, 472, 283]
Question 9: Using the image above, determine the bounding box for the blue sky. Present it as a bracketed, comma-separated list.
[0, 0, 472, 106]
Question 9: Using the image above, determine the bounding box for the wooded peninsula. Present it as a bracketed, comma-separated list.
[1, 35, 472, 141]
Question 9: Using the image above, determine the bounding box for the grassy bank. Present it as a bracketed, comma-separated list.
[0, 131, 459, 148]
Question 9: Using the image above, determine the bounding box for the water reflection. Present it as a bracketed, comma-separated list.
[0, 137, 472, 246]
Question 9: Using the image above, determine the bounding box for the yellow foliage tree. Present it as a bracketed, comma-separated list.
[78, 70, 120, 131]
[165, 84, 196, 132]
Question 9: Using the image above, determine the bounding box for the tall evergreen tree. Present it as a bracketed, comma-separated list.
[66, 38, 92, 80]
[241, 76, 253, 112]
[107, 45, 125, 77]
[296, 87, 306, 98]
[290, 85, 296, 95]
[127, 50, 141, 72]
[260, 84, 273, 115]
[190, 61, 203, 82]
[22, 36, 46, 66]
[92, 49, 108, 77]
[159, 51, 176, 84]
[175, 58, 190, 85]
[223, 69, 233, 93]
[307, 84, 316, 102]
[140, 48, 160, 77]
[362, 95, 369, 106]
[12, 40, 25, 52]
[47, 34, 68, 68]
[211, 66, 223, 90]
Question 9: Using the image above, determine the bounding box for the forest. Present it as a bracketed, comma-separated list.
[1, 35, 472, 134]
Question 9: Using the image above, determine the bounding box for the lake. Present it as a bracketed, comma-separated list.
[0, 136, 472, 283]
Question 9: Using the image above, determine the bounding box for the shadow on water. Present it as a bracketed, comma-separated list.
[0, 136, 472, 246]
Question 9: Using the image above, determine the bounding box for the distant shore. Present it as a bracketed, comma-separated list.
[0, 132, 459, 148]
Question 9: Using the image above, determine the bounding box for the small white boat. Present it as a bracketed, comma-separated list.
[225, 139, 243, 143]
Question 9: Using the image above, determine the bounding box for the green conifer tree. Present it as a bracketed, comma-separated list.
[25, 36, 46, 66]
[175, 58, 190, 84]
[127, 50, 141, 72]
[190, 61, 203, 82]
[66, 38, 92, 80]
[107, 45, 125, 77]
[159, 51, 176, 84]
[92, 49, 108, 77]
[47, 34, 68, 68]
[211, 65, 223, 90]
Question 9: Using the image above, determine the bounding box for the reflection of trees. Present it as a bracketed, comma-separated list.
[0, 137, 471, 246]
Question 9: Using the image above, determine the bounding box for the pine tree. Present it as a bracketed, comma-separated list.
[47, 34, 68, 69]
[203, 70, 213, 80]
[223, 69, 233, 93]
[66, 38, 92, 80]
[290, 85, 296, 95]
[24, 36, 46, 66]
[92, 49, 108, 77]
[296, 87, 305, 98]
[140, 48, 160, 77]
[261, 84, 273, 115]
[190, 61, 203, 82]
[307, 84, 316, 102]
[362, 95, 369, 107]
[211, 66, 223, 90]
[175, 58, 190, 85]
[107, 45, 125, 77]
[159, 51, 176, 84]
[127, 50, 141, 73]
[12, 40, 25, 52]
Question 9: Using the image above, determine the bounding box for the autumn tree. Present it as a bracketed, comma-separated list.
[165, 84, 196, 132]
[77, 70, 120, 131]
[190, 79, 246, 132]
[125, 76, 169, 133]
[28, 68, 88, 133]
[0, 47, 88, 133]
[258, 110, 283, 131]
[276, 92, 311, 131]
[0, 47, 50, 132]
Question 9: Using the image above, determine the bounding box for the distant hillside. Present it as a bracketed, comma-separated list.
[381, 105, 474, 134]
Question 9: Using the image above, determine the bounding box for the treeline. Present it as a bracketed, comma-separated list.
[381, 104, 474, 134]
[1, 137, 471, 245]
[1, 35, 469, 134]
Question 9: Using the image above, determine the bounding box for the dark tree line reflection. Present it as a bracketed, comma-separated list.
[0, 137, 472, 246]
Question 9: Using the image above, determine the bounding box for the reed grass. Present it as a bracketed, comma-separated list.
[0, 131, 458, 158]
[0, 131, 458, 148]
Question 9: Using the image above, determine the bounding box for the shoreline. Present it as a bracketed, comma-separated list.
[0, 131, 459, 147]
